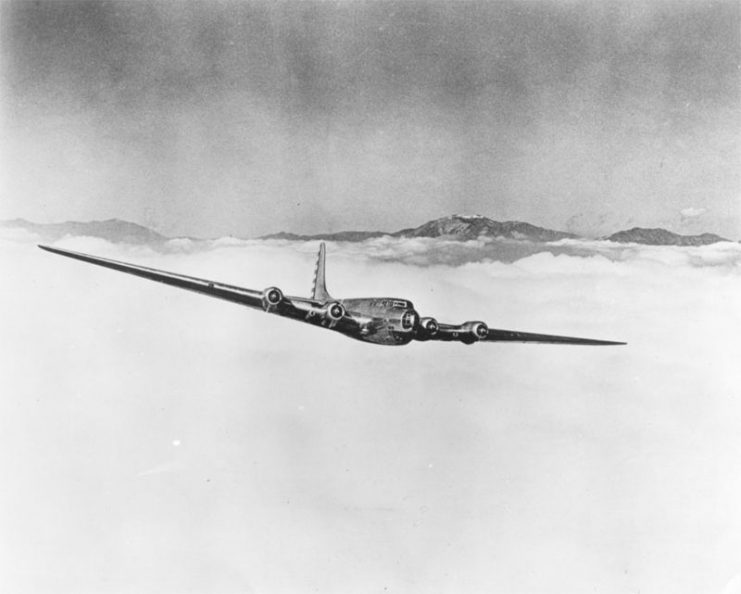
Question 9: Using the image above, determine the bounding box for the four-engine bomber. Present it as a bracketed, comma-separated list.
[39, 242, 625, 347]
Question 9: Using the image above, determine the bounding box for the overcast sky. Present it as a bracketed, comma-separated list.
[1, 0, 739, 238]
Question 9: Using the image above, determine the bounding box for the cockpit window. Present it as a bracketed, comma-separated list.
[393, 300, 407, 308]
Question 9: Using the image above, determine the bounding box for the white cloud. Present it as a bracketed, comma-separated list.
[0, 226, 40, 243]
[1, 235, 740, 593]
[720, 574, 741, 594]
[681, 207, 708, 218]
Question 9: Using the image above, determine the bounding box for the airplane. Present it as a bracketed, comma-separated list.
[38, 243, 625, 347]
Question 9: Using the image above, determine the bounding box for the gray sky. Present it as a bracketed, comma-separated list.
[2, 0, 739, 238]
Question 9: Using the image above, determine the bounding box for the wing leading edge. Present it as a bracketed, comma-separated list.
[38, 244, 266, 309]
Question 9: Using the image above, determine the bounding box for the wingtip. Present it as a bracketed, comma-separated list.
[38, 244, 63, 254]
[38, 244, 76, 257]
[569, 340, 627, 346]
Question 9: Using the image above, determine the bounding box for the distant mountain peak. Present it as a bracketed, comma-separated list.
[391, 215, 576, 242]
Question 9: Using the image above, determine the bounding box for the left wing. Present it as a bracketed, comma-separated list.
[484, 328, 625, 346]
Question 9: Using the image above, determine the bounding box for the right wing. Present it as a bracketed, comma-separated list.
[39, 244, 268, 309]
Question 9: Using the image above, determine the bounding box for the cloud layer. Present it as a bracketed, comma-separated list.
[1, 235, 740, 593]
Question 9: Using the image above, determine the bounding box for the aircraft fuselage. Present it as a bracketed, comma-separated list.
[338, 297, 419, 345]
[287, 296, 419, 345]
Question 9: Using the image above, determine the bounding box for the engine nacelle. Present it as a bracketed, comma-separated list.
[461, 320, 489, 343]
[261, 286, 284, 312]
[320, 301, 346, 328]
[416, 316, 439, 340]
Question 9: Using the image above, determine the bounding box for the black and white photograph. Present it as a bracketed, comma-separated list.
[1, 1, 739, 592]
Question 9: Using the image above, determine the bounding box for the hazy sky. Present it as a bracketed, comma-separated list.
[2, 1, 739, 238]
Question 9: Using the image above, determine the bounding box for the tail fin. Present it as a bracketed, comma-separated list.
[312, 242, 332, 302]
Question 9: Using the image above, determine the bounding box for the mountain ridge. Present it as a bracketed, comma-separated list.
[262, 215, 577, 242]
[605, 227, 729, 247]
[263, 215, 731, 245]
[1, 215, 732, 246]
[0, 218, 167, 244]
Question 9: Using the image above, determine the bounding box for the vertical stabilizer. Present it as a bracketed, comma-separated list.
[312, 242, 332, 302]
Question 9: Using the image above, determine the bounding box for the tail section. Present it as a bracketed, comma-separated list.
[312, 242, 332, 302]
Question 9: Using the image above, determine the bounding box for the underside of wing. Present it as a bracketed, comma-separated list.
[38, 244, 267, 309]
[485, 328, 625, 346]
